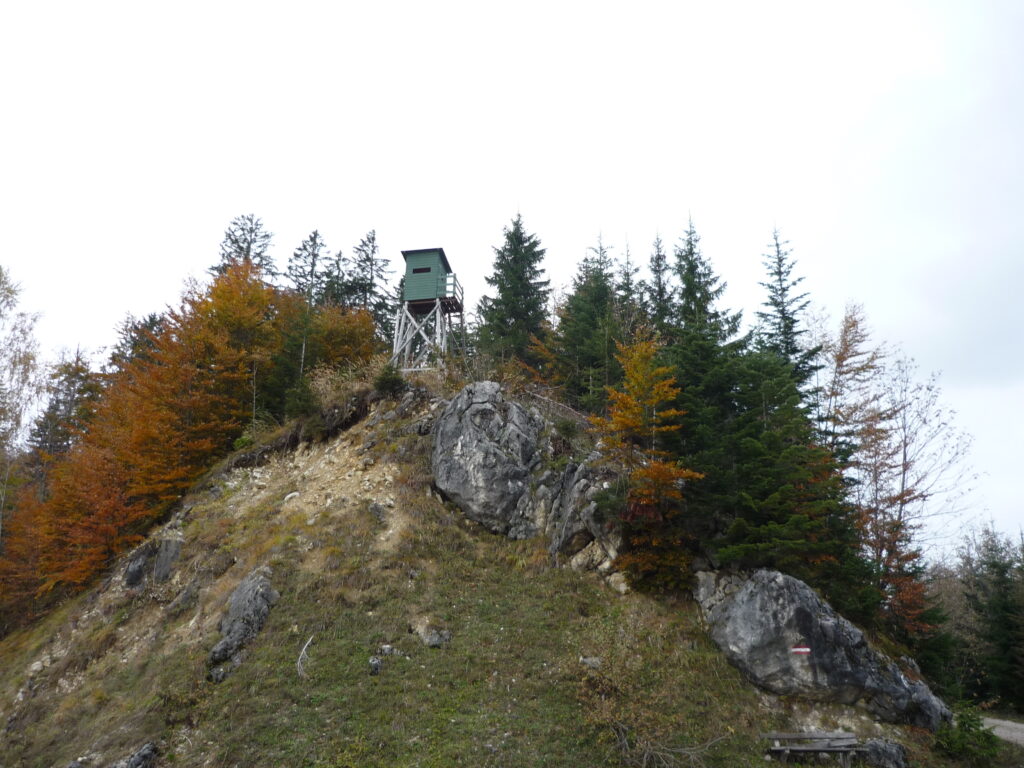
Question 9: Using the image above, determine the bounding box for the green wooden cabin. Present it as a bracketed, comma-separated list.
[401, 248, 463, 313]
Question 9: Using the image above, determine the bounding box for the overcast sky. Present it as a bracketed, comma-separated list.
[2, 1, 1021, 549]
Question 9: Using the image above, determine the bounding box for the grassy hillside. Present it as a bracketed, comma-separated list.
[1, 393, 1020, 767]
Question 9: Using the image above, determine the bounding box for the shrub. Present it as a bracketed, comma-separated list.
[934, 705, 999, 766]
[373, 364, 405, 398]
[284, 379, 317, 419]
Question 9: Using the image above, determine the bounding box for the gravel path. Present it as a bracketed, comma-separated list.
[984, 717, 1024, 746]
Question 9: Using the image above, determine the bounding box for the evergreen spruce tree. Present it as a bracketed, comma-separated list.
[107, 313, 164, 374]
[550, 238, 620, 412]
[963, 527, 1024, 708]
[210, 214, 275, 277]
[319, 245, 353, 309]
[614, 246, 644, 340]
[27, 350, 102, 481]
[715, 349, 873, 616]
[476, 215, 550, 364]
[663, 221, 746, 540]
[286, 230, 329, 378]
[673, 219, 740, 340]
[645, 235, 675, 336]
[756, 229, 819, 386]
[660, 221, 868, 610]
[347, 230, 395, 339]
[287, 230, 329, 306]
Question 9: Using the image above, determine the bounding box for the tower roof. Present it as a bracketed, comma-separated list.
[401, 247, 452, 274]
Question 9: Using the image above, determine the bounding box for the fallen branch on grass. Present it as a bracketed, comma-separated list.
[611, 722, 725, 768]
[296, 634, 314, 679]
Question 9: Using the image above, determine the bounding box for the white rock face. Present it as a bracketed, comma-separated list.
[431, 382, 543, 536]
[432, 382, 621, 570]
[695, 569, 951, 731]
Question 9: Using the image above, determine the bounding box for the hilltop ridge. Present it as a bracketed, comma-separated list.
[0, 384, 1017, 767]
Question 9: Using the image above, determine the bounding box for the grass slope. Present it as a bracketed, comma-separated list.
[1, 396, 1021, 768]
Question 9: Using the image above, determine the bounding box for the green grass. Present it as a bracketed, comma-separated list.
[3, 408, 1024, 768]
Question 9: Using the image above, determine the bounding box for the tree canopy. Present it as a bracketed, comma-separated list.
[477, 214, 550, 365]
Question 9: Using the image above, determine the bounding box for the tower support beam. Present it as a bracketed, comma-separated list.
[391, 299, 461, 371]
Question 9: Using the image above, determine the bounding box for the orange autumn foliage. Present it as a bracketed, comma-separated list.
[589, 329, 702, 591]
[312, 305, 377, 368]
[590, 329, 701, 523]
[0, 262, 377, 620]
[36, 443, 144, 590]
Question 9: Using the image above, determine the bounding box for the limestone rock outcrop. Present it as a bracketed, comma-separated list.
[123, 534, 182, 587]
[109, 742, 158, 768]
[432, 382, 621, 572]
[432, 381, 545, 536]
[862, 739, 909, 768]
[695, 569, 951, 731]
[208, 566, 280, 682]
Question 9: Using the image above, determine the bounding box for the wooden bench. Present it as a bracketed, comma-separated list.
[761, 731, 867, 767]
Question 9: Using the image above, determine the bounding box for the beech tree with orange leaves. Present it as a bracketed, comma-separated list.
[0, 259, 379, 626]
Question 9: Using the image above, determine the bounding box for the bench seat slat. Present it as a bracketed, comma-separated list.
[761, 731, 854, 740]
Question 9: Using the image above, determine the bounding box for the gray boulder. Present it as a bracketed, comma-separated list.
[108, 742, 157, 768]
[432, 381, 545, 536]
[695, 569, 950, 731]
[538, 457, 618, 559]
[862, 739, 909, 768]
[152, 536, 182, 583]
[124, 543, 155, 587]
[123, 534, 182, 587]
[208, 566, 280, 679]
[432, 382, 621, 571]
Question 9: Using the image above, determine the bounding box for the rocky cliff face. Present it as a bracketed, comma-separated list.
[431, 382, 624, 587]
[695, 569, 951, 731]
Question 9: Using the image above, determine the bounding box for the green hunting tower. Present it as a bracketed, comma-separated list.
[391, 248, 464, 370]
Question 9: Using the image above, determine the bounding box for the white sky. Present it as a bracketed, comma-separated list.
[2, 1, 1021, 548]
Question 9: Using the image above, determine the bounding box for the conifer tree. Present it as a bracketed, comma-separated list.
[661, 222, 869, 611]
[674, 219, 740, 340]
[645, 235, 675, 336]
[27, 350, 102, 488]
[287, 230, 329, 304]
[715, 349, 869, 610]
[107, 314, 164, 374]
[287, 230, 329, 377]
[210, 214, 275, 277]
[944, 527, 1024, 708]
[549, 238, 620, 411]
[318, 246, 353, 309]
[614, 246, 644, 340]
[665, 219, 745, 514]
[590, 328, 702, 590]
[816, 304, 887, 463]
[756, 229, 818, 386]
[477, 215, 550, 364]
[346, 230, 394, 339]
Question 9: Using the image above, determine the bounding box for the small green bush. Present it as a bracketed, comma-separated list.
[554, 418, 579, 441]
[934, 705, 1000, 766]
[284, 379, 317, 418]
[373, 364, 405, 398]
